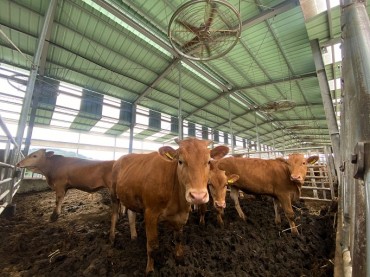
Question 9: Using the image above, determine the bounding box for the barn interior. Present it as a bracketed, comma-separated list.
[1, 0, 370, 276]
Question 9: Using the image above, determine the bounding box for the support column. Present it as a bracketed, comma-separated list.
[228, 95, 234, 154]
[310, 40, 341, 174]
[178, 64, 183, 140]
[15, 0, 57, 150]
[128, 104, 136, 153]
[341, 1, 370, 276]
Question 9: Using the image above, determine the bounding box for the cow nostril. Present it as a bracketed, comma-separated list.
[215, 201, 226, 209]
[189, 192, 208, 204]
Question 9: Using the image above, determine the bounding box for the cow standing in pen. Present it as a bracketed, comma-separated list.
[16, 149, 114, 222]
[122, 146, 239, 240]
[109, 138, 228, 275]
[217, 153, 319, 235]
[198, 159, 239, 227]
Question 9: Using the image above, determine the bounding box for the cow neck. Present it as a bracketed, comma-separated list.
[42, 156, 61, 177]
[292, 181, 302, 199]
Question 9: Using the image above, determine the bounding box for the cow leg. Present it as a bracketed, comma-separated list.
[109, 197, 120, 244]
[144, 210, 159, 275]
[128, 209, 137, 240]
[120, 204, 127, 216]
[216, 208, 225, 227]
[173, 227, 185, 264]
[273, 198, 282, 225]
[50, 187, 66, 222]
[278, 195, 299, 235]
[198, 203, 206, 225]
[230, 187, 246, 220]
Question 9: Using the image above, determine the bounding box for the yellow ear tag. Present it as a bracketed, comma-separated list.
[165, 152, 173, 160]
[227, 179, 234, 184]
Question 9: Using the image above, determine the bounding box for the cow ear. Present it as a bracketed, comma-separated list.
[227, 174, 239, 184]
[158, 146, 177, 160]
[45, 151, 54, 158]
[307, 155, 319, 164]
[211, 145, 229, 160]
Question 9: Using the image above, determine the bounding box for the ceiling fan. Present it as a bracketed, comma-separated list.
[168, 0, 242, 61]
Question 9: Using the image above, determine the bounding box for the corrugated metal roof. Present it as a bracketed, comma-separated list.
[0, 0, 352, 151]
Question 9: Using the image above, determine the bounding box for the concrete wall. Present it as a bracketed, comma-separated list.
[17, 178, 50, 194]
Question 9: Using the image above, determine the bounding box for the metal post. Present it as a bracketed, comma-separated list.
[255, 112, 260, 157]
[228, 95, 234, 154]
[365, 169, 370, 277]
[341, 1, 370, 276]
[14, 0, 57, 149]
[310, 39, 341, 175]
[178, 64, 183, 140]
[128, 104, 136, 153]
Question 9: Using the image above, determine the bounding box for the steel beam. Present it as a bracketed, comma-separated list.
[241, 0, 299, 30]
[310, 39, 341, 172]
[15, 0, 58, 149]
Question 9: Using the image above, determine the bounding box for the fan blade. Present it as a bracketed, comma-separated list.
[182, 36, 201, 51]
[175, 19, 201, 34]
[215, 29, 239, 36]
[205, 2, 218, 28]
[205, 42, 211, 57]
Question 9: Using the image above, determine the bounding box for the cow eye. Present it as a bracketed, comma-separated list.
[178, 160, 183, 165]
[208, 160, 211, 165]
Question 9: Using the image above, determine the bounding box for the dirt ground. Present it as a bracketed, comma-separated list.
[0, 188, 336, 277]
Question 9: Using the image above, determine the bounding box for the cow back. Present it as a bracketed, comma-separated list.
[114, 152, 178, 213]
[218, 157, 292, 195]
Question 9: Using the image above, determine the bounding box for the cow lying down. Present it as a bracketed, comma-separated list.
[217, 154, 319, 235]
[16, 149, 114, 222]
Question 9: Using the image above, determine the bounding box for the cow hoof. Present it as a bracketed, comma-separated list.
[50, 212, 59, 222]
[146, 270, 158, 277]
[109, 236, 115, 246]
[292, 231, 299, 236]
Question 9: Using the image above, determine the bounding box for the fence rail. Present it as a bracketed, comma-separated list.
[300, 162, 336, 202]
[0, 115, 24, 215]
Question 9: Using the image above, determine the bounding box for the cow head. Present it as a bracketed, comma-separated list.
[209, 160, 239, 210]
[16, 149, 54, 172]
[158, 138, 229, 205]
[284, 154, 319, 184]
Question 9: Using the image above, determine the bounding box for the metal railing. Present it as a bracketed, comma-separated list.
[0, 115, 24, 215]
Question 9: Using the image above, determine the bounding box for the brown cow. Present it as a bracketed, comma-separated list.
[124, 152, 239, 238]
[16, 149, 114, 222]
[217, 154, 319, 235]
[109, 138, 228, 275]
[198, 159, 239, 227]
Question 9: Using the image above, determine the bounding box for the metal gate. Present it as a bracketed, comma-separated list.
[301, 161, 336, 202]
[0, 116, 23, 216]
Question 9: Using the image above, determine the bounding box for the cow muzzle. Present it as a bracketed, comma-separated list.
[290, 175, 304, 184]
[214, 201, 226, 209]
[187, 189, 209, 205]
